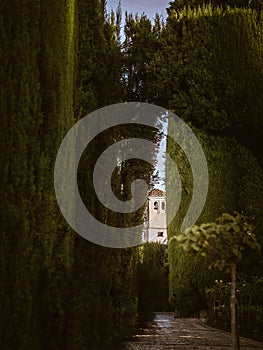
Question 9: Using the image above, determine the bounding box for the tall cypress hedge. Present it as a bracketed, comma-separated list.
[158, 6, 263, 316]
[0, 0, 76, 348]
[167, 128, 263, 315]
[149, 6, 263, 165]
[0, 0, 142, 348]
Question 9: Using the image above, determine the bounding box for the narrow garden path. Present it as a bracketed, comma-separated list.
[124, 312, 263, 350]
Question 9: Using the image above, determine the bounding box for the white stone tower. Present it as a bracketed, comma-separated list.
[143, 188, 167, 244]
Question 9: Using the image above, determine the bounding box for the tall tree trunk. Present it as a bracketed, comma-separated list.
[230, 262, 240, 350]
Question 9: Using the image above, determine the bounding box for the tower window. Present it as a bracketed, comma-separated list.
[157, 232, 164, 237]
[161, 201, 165, 210]
[154, 201, 158, 210]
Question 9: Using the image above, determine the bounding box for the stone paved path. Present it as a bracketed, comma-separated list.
[124, 313, 263, 350]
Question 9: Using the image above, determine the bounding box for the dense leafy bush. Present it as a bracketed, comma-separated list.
[206, 276, 263, 341]
[138, 243, 170, 321]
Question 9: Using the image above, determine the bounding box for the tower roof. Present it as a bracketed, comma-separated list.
[149, 188, 166, 197]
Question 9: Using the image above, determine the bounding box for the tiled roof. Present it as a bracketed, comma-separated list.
[149, 188, 166, 197]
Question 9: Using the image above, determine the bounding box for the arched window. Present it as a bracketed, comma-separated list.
[161, 201, 165, 211]
[154, 201, 158, 210]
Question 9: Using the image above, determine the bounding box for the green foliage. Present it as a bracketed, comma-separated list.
[122, 13, 163, 102]
[172, 213, 260, 270]
[137, 243, 170, 320]
[206, 276, 263, 341]
[1, 0, 262, 347]
[172, 212, 260, 349]
[74, 0, 123, 118]
[163, 5, 263, 318]
[149, 6, 263, 165]
[62, 0, 143, 348]
[168, 246, 211, 316]
[0, 0, 76, 348]
[166, 132, 234, 314]
[167, 0, 263, 12]
[167, 132, 263, 316]
[0, 0, 147, 349]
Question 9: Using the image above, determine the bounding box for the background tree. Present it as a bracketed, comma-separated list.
[122, 12, 163, 102]
[167, 0, 263, 12]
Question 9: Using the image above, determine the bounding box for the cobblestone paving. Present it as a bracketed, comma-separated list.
[124, 313, 263, 350]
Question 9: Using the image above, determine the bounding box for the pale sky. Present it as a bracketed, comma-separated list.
[107, 0, 170, 21]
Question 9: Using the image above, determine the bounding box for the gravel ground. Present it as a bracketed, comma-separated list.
[124, 312, 263, 350]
